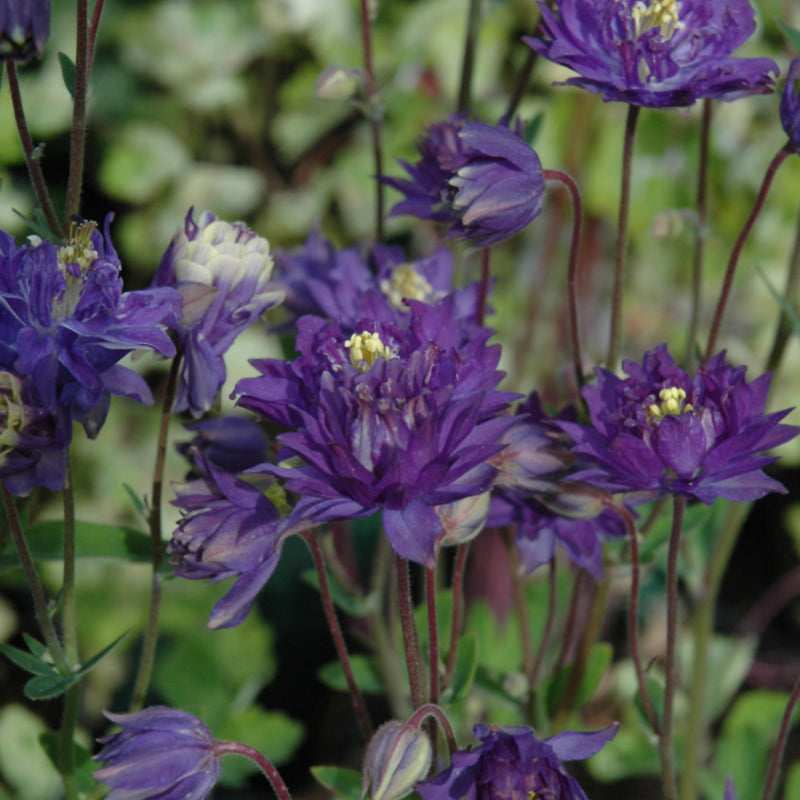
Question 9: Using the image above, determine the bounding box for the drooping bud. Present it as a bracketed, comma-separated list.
[435, 492, 490, 547]
[536, 481, 610, 521]
[0, 0, 51, 62]
[315, 65, 366, 101]
[362, 721, 432, 800]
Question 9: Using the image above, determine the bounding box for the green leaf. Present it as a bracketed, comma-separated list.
[633, 675, 664, 732]
[0, 521, 151, 571]
[122, 483, 148, 518]
[73, 630, 128, 678]
[0, 643, 55, 677]
[524, 113, 544, 146]
[545, 642, 613, 717]
[776, 18, 800, 52]
[22, 634, 47, 660]
[318, 654, 385, 694]
[24, 672, 78, 701]
[301, 568, 375, 618]
[448, 632, 478, 702]
[311, 765, 362, 800]
[57, 53, 76, 99]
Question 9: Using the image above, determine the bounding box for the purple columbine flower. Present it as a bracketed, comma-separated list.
[780, 58, 800, 153]
[93, 706, 220, 800]
[0, 371, 68, 495]
[0, 218, 179, 442]
[559, 344, 799, 503]
[385, 117, 545, 247]
[526, 0, 779, 107]
[0, 0, 50, 61]
[416, 722, 618, 800]
[489, 393, 625, 577]
[235, 297, 517, 567]
[168, 450, 290, 629]
[152, 208, 284, 417]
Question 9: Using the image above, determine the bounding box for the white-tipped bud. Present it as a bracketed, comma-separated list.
[362, 721, 432, 800]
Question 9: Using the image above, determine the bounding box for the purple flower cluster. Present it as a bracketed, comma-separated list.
[0, 217, 179, 493]
[416, 723, 618, 800]
[235, 297, 516, 567]
[561, 344, 798, 503]
[0, 0, 50, 61]
[385, 117, 545, 247]
[526, 0, 778, 107]
[153, 209, 283, 417]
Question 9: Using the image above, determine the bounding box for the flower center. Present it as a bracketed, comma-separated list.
[380, 264, 434, 309]
[53, 220, 98, 320]
[631, 0, 684, 40]
[647, 386, 694, 424]
[344, 331, 395, 372]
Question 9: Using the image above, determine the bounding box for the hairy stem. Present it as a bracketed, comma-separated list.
[408, 703, 458, 756]
[457, 0, 482, 114]
[426, 566, 440, 705]
[443, 542, 470, 687]
[396, 555, 425, 709]
[765, 209, 800, 372]
[761, 674, 800, 800]
[213, 741, 293, 800]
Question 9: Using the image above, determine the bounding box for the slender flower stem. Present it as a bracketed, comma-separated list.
[61, 456, 77, 664]
[761, 674, 800, 800]
[0, 482, 68, 671]
[58, 684, 80, 800]
[556, 568, 586, 670]
[457, 0, 482, 114]
[607, 104, 640, 370]
[425, 566, 440, 705]
[359, 0, 384, 241]
[544, 169, 585, 388]
[504, 47, 538, 124]
[612, 500, 660, 734]
[213, 741, 293, 800]
[303, 531, 373, 740]
[501, 528, 534, 681]
[396, 554, 426, 710]
[684, 99, 712, 366]
[661, 495, 686, 800]
[705, 143, 793, 361]
[5, 60, 61, 235]
[129, 352, 182, 711]
[529, 559, 557, 688]
[477, 247, 491, 325]
[443, 542, 470, 687]
[64, 0, 90, 223]
[766, 210, 800, 372]
[87, 0, 107, 67]
[407, 703, 458, 756]
[680, 501, 749, 800]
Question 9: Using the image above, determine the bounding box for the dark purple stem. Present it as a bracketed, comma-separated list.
[444, 542, 470, 687]
[407, 703, 457, 756]
[766, 209, 800, 372]
[684, 99, 712, 365]
[705, 143, 793, 361]
[607, 104, 640, 370]
[213, 741, 293, 800]
[65, 0, 90, 222]
[529, 558, 557, 688]
[661, 495, 686, 800]
[477, 247, 491, 325]
[87, 0, 107, 66]
[761, 674, 800, 800]
[303, 531, 373, 739]
[457, 0, 481, 114]
[426, 567, 440, 705]
[544, 168, 585, 388]
[5, 60, 61, 235]
[359, 0, 384, 241]
[396, 554, 426, 709]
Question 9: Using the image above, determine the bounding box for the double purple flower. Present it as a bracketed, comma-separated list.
[560, 344, 798, 503]
[527, 0, 778, 107]
[235, 297, 516, 567]
[0, 0, 50, 61]
[385, 117, 545, 247]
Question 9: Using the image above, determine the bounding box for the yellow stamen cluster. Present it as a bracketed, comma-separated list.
[53, 221, 98, 320]
[344, 331, 394, 372]
[380, 264, 434, 309]
[647, 386, 694, 423]
[631, 0, 684, 40]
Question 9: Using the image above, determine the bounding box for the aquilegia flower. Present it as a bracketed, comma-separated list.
[168, 450, 289, 629]
[526, 0, 779, 107]
[559, 344, 798, 503]
[0, 0, 50, 61]
[416, 723, 618, 800]
[235, 296, 516, 567]
[0, 217, 179, 444]
[780, 58, 800, 153]
[152, 208, 283, 417]
[362, 721, 433, 800]
[385, 117, 545, 247]
[93, 706, 221, 800]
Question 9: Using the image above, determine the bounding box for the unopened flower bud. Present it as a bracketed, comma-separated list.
[362, 721, 432, 800]
[537, 481, 610, 520]
[435, 492, 490, 546]
[316, 66, 365, 101]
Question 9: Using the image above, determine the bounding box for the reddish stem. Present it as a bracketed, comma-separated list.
[426, 567, 440, 705]
[396, 554, 426, 709]
[444, 542, 470, 687]
[213, 741, 292, 800]
[761, 674, 800, 800]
